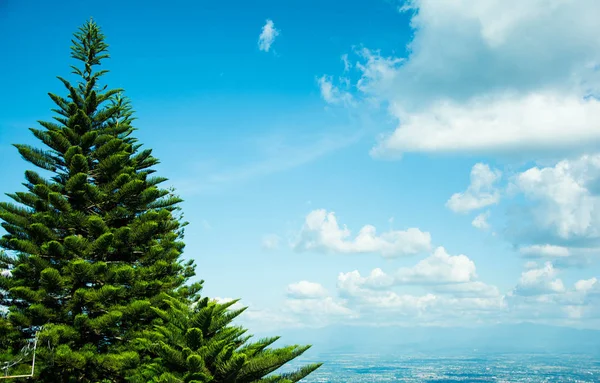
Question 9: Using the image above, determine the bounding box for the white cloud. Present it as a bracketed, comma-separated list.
[337, 270, 368, 297]
[563, 305, 585, 319]
[341, 54, 351, 72]
[261, 234, 281, 250]
[395, 247, 478, 284]
[318, 75, 353, 105]
[364, 268, 395, 289]
[336, 266, 504, 320]
[336, 270, 437, 312]
[337, 247, 479, 295]
[240, 260, 599, 330]
[512, 262, 565, 296]
[336, 269, 395, 294]
[447, 164, 501, 213]
[519, 245, 570, 258]
[524, 261, 539, 269]
[372, 93, 600, 156]
[228, 293, 355, 332]
[242, 259, 600, 329]
[471, 211, 490, 230]
[240, 307, 306, 332]
[511, 154, 600, 242]
[360, 291, 437, 312]
[282, 281, 357, 326]
[258, 19, 279, 52]
[284, 296, 355, 318]
[337, 247, 480, 304]
[432, 281, 500, 298]
[286, 281, 329, 299]
[325, 0, 600, 156]
[504, 265, 600, 323]
[0, 269, 11, 278]
[294, 209, 431, 257]
[575, 277, 598, 293]
[447, 298, 507, 313]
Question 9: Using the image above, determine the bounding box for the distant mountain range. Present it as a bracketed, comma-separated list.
[264, 323, 600, 355]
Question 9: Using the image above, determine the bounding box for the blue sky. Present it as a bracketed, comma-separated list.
[2, 0, 600, 333]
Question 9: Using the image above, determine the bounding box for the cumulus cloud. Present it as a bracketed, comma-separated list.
[431, 281, 501, 299]
[244, 261, 600, 329]
[371, 94, 600, 156]
[563, 305, 585, 319]
[574, 277, 598, 293]
[293, 209, 431, 257]
[395, 247, 478, 284]
[512, 262, 565, 296]
[286, 281, 329, 299]
[238, 306, 306, 332]
[519, 245, 570, 258]
[504, 264, 600, 323]
[337, 247, 479, 294]
[524, 261, 539, 269]
[447, 164, 502, 213]
[510, 154, 600, 243]
[246, 256, 599, 329]
[284, 281, 356, 325]
[360, 291, 437, 312]
[336, 269, 393, 295]
[472, 211, 490, 230]
[336, 268, 503, 319]
[337, 270, 369, 297]
[258, 19, 279, 52]
[284, 296, 355, 318]
[324, 0, 600, 157]
[225, 293, 355, 331]
[336, 270, 437, 312]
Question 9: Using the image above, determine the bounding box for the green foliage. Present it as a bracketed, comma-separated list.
[0, 19, 194, 382]
[130, 295, 322, 383]
[0, 18, 320, 383]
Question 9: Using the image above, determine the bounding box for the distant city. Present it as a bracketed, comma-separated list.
[268, 323, 600, 382]
[287, 353, 599, 383]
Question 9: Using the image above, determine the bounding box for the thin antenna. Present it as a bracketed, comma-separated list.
[30, 334, 37, 376]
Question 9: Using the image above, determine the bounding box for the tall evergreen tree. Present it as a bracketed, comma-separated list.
[0, 19, 198, 382]
[0, 19, 320, 382]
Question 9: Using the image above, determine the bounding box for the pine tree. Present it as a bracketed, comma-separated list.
[0, 20, 199, 382]
[0, 19, 321, 382]
[131, 293, 322, 383]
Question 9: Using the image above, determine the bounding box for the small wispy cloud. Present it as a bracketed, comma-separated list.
[262, 234, 281, 250]
[472, 211, 491, 230]
[211, 134, 359, 184]
[318, 75, 354, 106]
[341, 54, 351, 72]
[172, 130, 363, 195]
[258, 19, 279, 52]
[446, 163, 502, 213]
[200, 219, 212, 230]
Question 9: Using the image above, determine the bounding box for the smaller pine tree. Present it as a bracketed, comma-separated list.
[131, 292, 322, 383]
